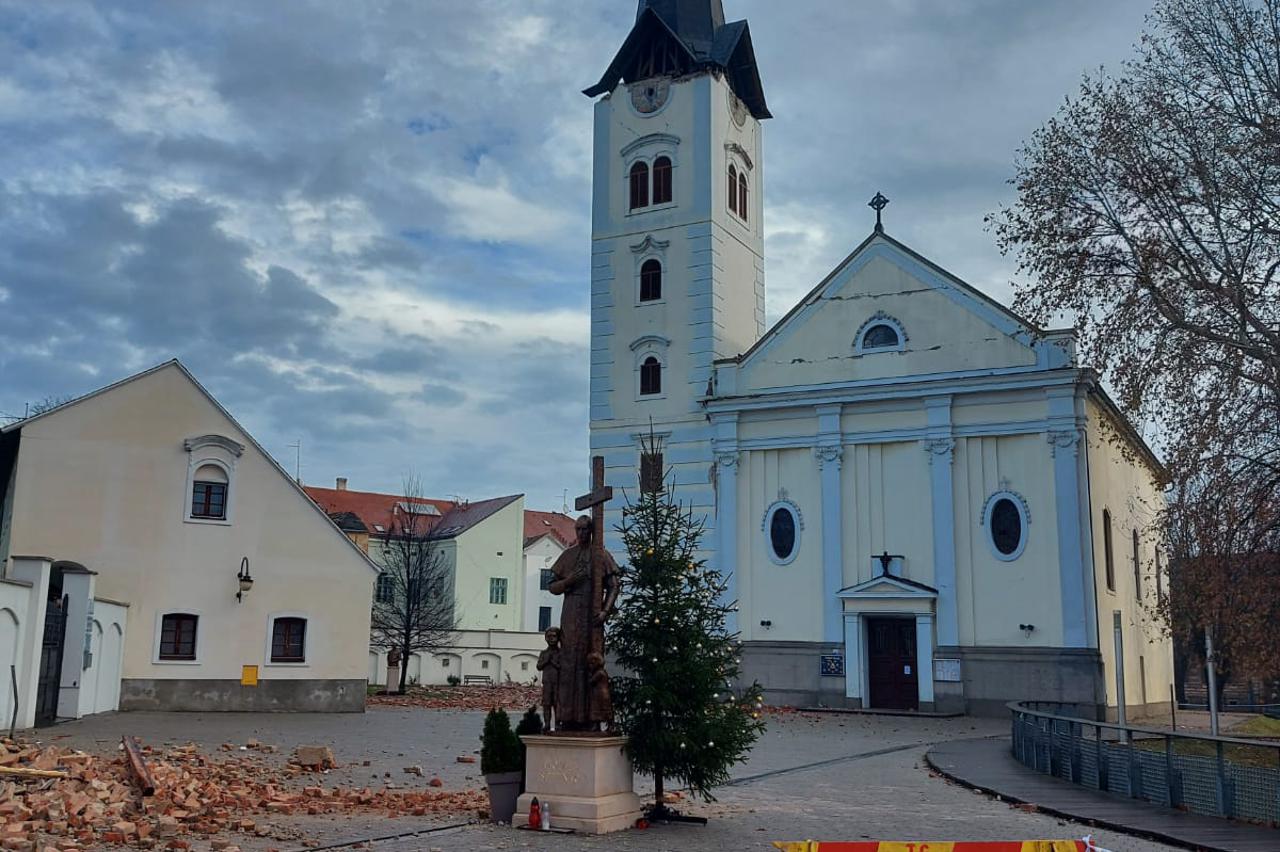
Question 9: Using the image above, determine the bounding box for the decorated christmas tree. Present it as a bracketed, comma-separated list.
[609, 436, 765, 818]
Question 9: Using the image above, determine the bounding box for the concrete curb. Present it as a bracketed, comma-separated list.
[923, 739, 1232, 852]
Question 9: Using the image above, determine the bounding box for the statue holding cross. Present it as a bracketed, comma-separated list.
[546, 456, 621, 731]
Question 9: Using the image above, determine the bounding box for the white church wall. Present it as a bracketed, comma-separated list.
[838, 441, 934, 591]
[737, 447, 824, 642]
[954, 433, 1064, 649]
[1083, 398, 1172, 716]
[739, 250, 1040, 392]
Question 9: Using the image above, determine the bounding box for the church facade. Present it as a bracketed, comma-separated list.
[586, 0, 1172, 717]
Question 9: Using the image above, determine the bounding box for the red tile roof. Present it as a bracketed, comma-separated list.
[523, 509, 577, 549]
[305, 486, 520, 541]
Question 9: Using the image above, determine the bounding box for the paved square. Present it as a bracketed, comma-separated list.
[38, 707, 1183, 851]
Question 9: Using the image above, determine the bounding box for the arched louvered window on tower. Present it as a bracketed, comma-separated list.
[640, 259, 662, 302]
[738, 171, 748, 222]
[640, 356, 662, 396]
[629, 161, 649, 210]
[652, 156, 672, 204]
[728, 164, 738, 214]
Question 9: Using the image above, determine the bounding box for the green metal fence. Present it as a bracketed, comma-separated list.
[1009, 701, 1280, 825]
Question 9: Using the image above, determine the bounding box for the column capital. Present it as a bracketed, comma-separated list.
[1047, 428, 1082, 458]
[921, 438, 955, 464]
[813, 444, 843, 470]
[714, 449, 739, 469]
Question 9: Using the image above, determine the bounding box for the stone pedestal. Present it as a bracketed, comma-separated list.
[515, 735, 641, 834]
[385, 664, 400, 690]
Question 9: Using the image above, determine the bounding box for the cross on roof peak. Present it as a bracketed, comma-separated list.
[868, 191, 889, 232]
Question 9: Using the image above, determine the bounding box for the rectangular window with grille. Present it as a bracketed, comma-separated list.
[375, 573, 394, 604]
[489, 577, 508, 605]
[271, 617, 306, 663]
[539, 568, 553, 591]
[191, 481, 227, 519]
[159, 613, 197, 660]
[538, 606, 552, 632]
[640, 452, 664, 494]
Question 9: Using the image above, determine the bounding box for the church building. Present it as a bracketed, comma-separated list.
[586, 0, 1172, 717]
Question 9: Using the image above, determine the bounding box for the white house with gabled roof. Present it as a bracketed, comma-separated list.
[0, 360, 377, 727]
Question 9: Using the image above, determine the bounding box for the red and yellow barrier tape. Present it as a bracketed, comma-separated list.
[773, 842, 1094, 852]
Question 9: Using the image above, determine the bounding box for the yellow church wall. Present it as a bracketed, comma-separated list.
[841, 406, 927, 435]
[1084, 398, 1172, 714]
[951, 397, 1046, 427]
[5, 364, 374, 686]
[736, 447, 824, 642]
[741, 253, 1038, 391]
[738, 411, 815, 442]
[953, 434, 1064, 649]
[839, 442, 934, 590]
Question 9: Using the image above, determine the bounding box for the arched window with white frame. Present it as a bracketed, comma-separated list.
[182, 434, 244, 525]
[640, 356, 662, 396]
[728, 164, 739, 215]
[629, 161, 649, 210]
[652, 155, 672, 205]
[640, 258, 662, 302]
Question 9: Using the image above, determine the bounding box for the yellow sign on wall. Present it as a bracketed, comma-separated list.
[241, 665, 259, 686]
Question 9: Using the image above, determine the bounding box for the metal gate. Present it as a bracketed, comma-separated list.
[34, 595, 68, 727]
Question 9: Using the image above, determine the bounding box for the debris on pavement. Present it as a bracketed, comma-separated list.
[0, 737, 484, 850]
[367, 683, 540, 711]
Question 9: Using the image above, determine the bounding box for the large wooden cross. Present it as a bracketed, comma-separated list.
[574, 455, 612, 556]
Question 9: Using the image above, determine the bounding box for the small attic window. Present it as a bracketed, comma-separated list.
[854, 314, 907, 355]
[862, 324, 899, 349]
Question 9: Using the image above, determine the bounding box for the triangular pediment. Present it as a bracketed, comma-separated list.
[837, 573, 938, 599]
[726, 231, 1074, 394]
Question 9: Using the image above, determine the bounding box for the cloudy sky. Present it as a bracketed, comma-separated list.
[0, 0, 1154, 510]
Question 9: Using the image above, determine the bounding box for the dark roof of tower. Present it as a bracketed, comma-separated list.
[583, 0, 770, 119]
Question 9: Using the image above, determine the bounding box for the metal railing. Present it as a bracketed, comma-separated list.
[1009, 701, 1280, 825]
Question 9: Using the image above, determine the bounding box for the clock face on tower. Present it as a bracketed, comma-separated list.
[630, 78, 670, 114]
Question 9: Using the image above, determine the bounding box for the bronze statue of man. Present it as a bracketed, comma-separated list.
[547, 514, 620, 731]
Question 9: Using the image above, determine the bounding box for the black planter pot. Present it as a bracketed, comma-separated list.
[485, 770, 523, 823]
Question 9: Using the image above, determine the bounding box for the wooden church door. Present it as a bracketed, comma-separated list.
[866, 616, 918, 710]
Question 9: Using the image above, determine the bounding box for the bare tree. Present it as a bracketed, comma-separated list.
[992, 0, 1280, 690]
[993, 0, 1280, 477]
[369, 476, 458, 694]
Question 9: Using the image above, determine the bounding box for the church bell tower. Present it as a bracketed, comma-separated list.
[585, 0, 770, 555]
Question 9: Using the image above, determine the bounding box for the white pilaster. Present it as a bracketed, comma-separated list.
[921, 400, 958, 647]
[7, 556, 52, 731]
[712, 413, 740, 636]
[915, 613, 935, 705]
[1049, 425, 1088, 647]
[815, 404, 844, 644]
[843, 612, 862, 700]
[57, 568, 96, 719]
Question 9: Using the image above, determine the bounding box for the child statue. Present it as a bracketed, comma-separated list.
[586, 651, 613, 730]
[536, 627, 561, 731]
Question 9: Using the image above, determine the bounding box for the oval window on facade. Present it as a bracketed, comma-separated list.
[989, 496, 1025, 559]
[766, 503, 798, 564]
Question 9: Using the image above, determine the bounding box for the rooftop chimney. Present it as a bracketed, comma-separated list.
[336, 477, 347, 491]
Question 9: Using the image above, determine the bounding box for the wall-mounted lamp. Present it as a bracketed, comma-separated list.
[759, 619, 773, 629]
[236, 557, 254, 603]
[1019, 623, 1036, 638]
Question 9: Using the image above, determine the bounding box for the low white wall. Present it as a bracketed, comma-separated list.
[0, 577, 34, 729]
[370, 629, 546, 687]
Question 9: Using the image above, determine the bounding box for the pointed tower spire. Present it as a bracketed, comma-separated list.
[584, 0, 770, 119]
[637, 0, 725, 57]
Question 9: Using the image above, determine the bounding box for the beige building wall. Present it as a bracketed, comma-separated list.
[1084, 398, 1173, 718]
[3, 363, 376, 711]
[452, 497, 525, 632]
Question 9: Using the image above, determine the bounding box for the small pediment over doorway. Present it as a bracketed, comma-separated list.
[837, 573, 937, 601]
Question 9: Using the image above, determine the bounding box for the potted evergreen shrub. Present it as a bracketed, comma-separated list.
[480, 708, 523, 823]
[514, 707, 543, 793]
